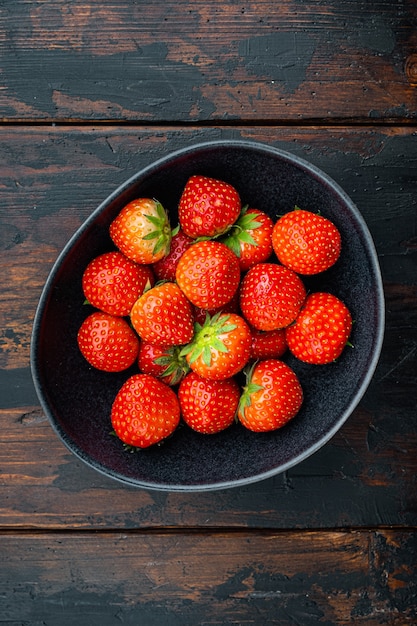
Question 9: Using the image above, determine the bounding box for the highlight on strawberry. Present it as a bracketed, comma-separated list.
[110, 197, 172, 264]
[178, 174, 241, 238]
[76, 175, 353, 450]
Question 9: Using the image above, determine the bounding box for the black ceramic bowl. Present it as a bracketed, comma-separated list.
[30, 140, 384, 491]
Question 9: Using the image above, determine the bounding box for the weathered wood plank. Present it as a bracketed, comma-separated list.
[0, 1, 416, 121]
[0, 530, 415, 624]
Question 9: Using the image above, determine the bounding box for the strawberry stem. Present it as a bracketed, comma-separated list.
[142, 200, 172, 256]
[180, 312, 237, 367]
[220, 205, 261, 256]
[238, 362, 264, 415]
[154, 346, 191, 385]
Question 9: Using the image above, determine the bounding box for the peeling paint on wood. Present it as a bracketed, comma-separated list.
[0, 1, 416, 121]
[0, 531, 415, 624]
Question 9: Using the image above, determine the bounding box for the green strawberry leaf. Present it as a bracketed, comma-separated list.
[139, 201, 172, 256]
[179, 312, 237, 368]
[220, 205, 262, 254]
[222, 235, 242, 257]
[238, 362, 264, 414]
[237, 230, 258, 245]
[237, 212, 262, 232]
[142, 230, 160, 241]
[202, 346, 212, 366]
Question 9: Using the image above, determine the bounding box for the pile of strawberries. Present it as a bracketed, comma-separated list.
[77, 175, 353, 449]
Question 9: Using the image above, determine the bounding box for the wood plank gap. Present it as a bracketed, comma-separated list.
[0, 118, 417, 128]
[0, 526, 416, 537]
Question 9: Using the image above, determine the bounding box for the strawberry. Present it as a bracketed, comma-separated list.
[180, 312, 251, 380]
[109, 198, 171, 264]
[130, 282, 194, 347]
[152, 228, 193, 282]
[111, 374, 180, 448]
[138, 341, 190, 386]
[249, 327, 287, 361]
[285, 292, 353, 364]
[221, 206, 274, 271]
[193, 291, 240, 326]
[178, 174, 241, 238]
[77, 311, 139, 372]
[239, 263, 306, 331]
[272, 208, 341, 275]
[82, 251, 154, 317]
[175, 240, 240, 310]
[178, 372, 240, 434]
[238, 359, 303, 432]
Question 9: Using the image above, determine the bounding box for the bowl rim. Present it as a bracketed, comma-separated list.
[30, 139, 385, 492]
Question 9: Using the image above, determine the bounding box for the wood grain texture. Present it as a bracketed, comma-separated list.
[0, 127, 416, 530]
[0, 530, 415, 624]
[0, 1, 416, 122]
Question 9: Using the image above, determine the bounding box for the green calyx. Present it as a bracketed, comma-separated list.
[180, 312, 237, 367]
[238, 361, 264, 415]
[220, 205, 261, 257]
[154, 346, 190, 385]
[142, 200, 172, 256]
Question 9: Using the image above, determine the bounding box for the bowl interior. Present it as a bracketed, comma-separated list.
[31, 141, 384, 491]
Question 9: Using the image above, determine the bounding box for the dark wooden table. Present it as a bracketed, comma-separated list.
[1, 1, 417, 624]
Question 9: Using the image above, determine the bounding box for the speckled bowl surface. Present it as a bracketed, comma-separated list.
[30, 140, 385, 491]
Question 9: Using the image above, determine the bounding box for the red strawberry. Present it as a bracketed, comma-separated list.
[77, 311, 139, 372]
[110, 198, 171, 264]
[239, 263, 306, 331]
[82, 251, 154, 317]
[249, 327, 287, 361]
[130, 282, 194, 347]
[238, 360, 303, 432]
[193, 291, 240, 326]
[176, 240, 240, 310]
[221, 206, 274, 271]
[178, 175, 241, 238]
[178, 372, 240, 434]
[152, 228, 193, 282]
[286, 292, 353, 364]
[111, 374, 180, 448]
[138, 341, 190, 386]
[180, 312, 251, 380]
[272, 208, 341, 275]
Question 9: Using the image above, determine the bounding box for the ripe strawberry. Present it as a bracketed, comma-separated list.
[82, 251, 154, 317]
[180, 312, 251, 380]
[178, 372, 240, 434]
[178, 174, 241, 238]
[110, 198, 171, 264]
[239, 263, 306, 331]
[176, 240, 241, 310]
[221, 206, 274, 271]
[272, 208, 341, 275]
[130, 282, 194, 347]
[193, 291, 239, 326]
[238, 360, 303, 432]
[77, 311, 139, 372]
[111, 374, 180, 448]
[286, 292, 353, 364]
[152, 228, 193, 282]
[138, 341, 190, 386]
[249, 327, 287, 361]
